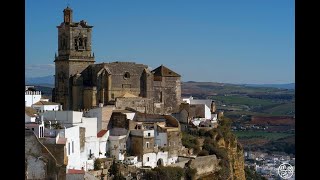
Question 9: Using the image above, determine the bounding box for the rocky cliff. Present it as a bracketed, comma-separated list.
[216, 135, 246, 180]
[193, 117, 246, 180]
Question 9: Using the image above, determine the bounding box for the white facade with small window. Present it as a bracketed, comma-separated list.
[32, 104, 60, 112]
[25, 91, 41, 107]
[142, 151, 169, 168]
[143, 153, 157, 168]
[65, 126, 82, 170]
[25, 113, 36, 123]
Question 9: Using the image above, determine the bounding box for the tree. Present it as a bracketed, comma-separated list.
[94, 158, 102, 170]
[108, 159, 125, 180]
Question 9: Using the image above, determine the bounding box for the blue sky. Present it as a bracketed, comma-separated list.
[26, 0, 294, 84]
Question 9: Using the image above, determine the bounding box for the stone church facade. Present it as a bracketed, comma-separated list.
[52, 7, 181, 114]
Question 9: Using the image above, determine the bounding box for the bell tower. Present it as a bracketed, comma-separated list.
[63, 6, 73, 24]
[53, 6, 95, 110]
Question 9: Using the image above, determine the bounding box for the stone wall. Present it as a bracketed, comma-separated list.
[189, 155, 220, 178]
[115, 97, 154, 114]
[153, 76, 181, 114]
[167, 131, 182, 158]
[110, 112, 128, 129]
[25, 130, 66, 180]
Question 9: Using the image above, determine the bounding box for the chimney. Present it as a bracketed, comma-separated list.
[211, 101, 216, 113]
[99, 103, 103, 108]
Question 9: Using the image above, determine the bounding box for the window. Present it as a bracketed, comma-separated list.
[72, 141, 74, 153]
[124, 72, 130, 79]
[68, 143, 70, 155]
[148, 133, 151, 137]
[146, 142, 149, 148]
[147, 157, 149, 162]
[32, 128, 34, 131]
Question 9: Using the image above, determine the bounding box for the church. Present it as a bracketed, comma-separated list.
[52, 7, 181, 114]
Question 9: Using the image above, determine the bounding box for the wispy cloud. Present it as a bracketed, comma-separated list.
[25, 64, 55, 78]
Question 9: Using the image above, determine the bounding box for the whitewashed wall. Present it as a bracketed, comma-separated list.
[204, 105, 212, 119]
[42, 111, 83, 124]
[25, 114, 36, 123]
[98, 131, 109, 158]
[143, 153, 157, 168]
[85, 107, 103, 132]
[25, 91, 41, 107]
[32, 104, 60, 112]
[65, 126, 82, 170]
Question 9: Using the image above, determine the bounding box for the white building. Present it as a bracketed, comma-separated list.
[25, 107, 37, 123]
[65, 126, 83, 170]
[124, 156, 139, 166]
[97, 130, 109, 158]
[143, 151, 169, 168]
[25, 120, 45, 138]
[108, 135, 127, 161]
[25, 90, 42, 107]
[84, 105, 114, 132]
[182, 96, 214, 120]
[62, 118, 100, 171]
[41, 110, 101, 171]
[32, 101, 61, 112]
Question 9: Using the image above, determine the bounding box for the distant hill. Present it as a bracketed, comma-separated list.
[25, 75, 54, 87]
[243, 83, 295, 90]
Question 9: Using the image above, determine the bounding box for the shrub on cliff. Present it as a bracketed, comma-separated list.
[143, 166, 184, 180]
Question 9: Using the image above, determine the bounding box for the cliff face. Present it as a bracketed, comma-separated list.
[218, 137, 246, 180]
[215, 126, 246, 180]
[182, 117, 246, 180]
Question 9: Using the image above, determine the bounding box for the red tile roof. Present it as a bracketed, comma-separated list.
[97, 130, 108, 137]
[25, 107, 37, 117]
[67, 169, 85, 174]
[33, 101, 60, 105]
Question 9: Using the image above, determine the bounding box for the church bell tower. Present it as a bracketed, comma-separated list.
[52, 6, 95, 110]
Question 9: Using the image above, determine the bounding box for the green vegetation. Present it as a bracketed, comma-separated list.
[233, 131, 294, 141]
[244, 166, 267, 180]
[185, 165, 197, 180]
[260, 136, 295, 155]
[94, 158, 103, 170]
[143, 166, 185, 180]
[213, 95, 277, 107]
[109, 159, 125, 180]
[182, 132, 200, 154]
[260, 102, 295, 115]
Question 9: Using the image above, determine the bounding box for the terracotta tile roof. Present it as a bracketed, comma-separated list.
[67, 169, 85, 174]
[119, 92, 137, 98]
[33, 101, 60, 105]
[151, 65, 180, 77]
[97, 130, 108, 137]
[25, 107, 37, 117]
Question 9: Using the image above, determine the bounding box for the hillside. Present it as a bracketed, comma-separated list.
[25, 75, 54, 86]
